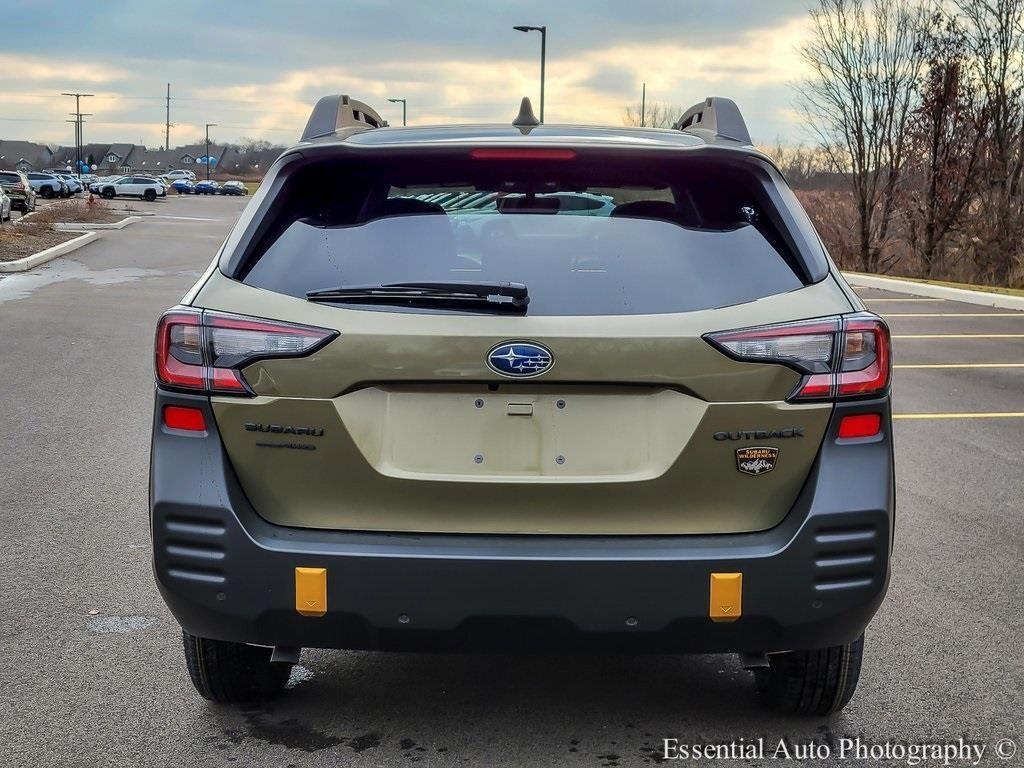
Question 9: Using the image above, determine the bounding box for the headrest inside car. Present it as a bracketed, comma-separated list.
[375, 197, 446, 218]
[609, 200, 681, 224]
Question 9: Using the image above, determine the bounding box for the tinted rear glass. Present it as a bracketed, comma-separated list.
[239, 153, 806, 316]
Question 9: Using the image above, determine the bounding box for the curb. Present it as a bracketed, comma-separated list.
[54, 216, 143, 231]
[843, 272, 1024, 311]
[0, 231, 100, 273]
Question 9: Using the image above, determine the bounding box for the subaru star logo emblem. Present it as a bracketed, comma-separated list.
[486, 342, 554, 378]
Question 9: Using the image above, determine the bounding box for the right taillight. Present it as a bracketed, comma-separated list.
[155, 307, 337, 396]
[704, 312, 891, 401]
[837, 315, 891, 397]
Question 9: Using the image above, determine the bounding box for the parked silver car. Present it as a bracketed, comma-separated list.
[0, 170, 37, 212]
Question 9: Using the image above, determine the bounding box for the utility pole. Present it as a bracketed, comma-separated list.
[66, 116, 79, 170]
[204, 123, 217, 181]
[165, 83, 171, 151]
[68, 113, 92, 173]
[641, 82, 646, 127]
[61, 92, 93, 178]
[66, 120, 78, 173]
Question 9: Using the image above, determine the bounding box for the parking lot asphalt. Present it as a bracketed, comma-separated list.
[1, 198, 1021, 767]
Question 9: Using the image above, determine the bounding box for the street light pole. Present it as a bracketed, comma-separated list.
[387, 98, 407, 126]
[204, 123, 217, 181]
[513, 25, 546, 123]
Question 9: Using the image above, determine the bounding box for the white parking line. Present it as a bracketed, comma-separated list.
[894, 412, 1024, 420]
[892, 334, 1024, 339]
[894, 363, 1024, 369]
[863, 298, 947, 302]
[883, 312, 1024, 317]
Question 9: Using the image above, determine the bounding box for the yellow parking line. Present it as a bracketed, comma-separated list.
[893, 333, 1024, 339]
[883, 312, 1023, 317]
[894, 412, 1024, 419]
[894, 363, 1024, 368]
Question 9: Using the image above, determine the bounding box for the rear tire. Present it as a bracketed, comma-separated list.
[182, 631, 292, 704]
[754, 634, 864, 715]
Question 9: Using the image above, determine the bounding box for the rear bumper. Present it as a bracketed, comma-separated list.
[151, 391, 893, 653]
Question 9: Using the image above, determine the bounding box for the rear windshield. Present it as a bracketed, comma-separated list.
[239, 153, 806, 316]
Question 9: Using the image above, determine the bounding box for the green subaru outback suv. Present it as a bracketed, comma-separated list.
[150, 95, 893, 714]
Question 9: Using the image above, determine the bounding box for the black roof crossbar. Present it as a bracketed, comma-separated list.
[672, 97, 752, 145]
[301, 95, 387, 141]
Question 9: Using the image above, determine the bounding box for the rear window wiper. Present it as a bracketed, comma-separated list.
[306, 281, 530, 313]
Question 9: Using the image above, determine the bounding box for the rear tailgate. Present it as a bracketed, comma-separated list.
[197, 275, 851, 534]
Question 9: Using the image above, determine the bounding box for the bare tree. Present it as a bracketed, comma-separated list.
[763, 142, 832, 187]
[797, 0, 934, 273]
[622, 103, 683, 129]
[903, 10, 987, 278]
[957, 0, 1024, 286]
[236, 136, 275, 153]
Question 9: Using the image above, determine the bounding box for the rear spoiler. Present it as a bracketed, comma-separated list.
[673, 97, 752, 146]
[301, 95, 387, 141]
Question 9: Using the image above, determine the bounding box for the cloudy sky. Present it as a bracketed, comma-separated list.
[0, 0, 816, 149]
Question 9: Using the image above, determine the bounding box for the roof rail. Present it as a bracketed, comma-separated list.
[672, 97, 751, 145]
[301, 95, 387, 141]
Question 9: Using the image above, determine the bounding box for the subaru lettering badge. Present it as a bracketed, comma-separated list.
[487, 342, 554, 378]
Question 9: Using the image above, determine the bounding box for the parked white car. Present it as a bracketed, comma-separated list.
[165, 169, 197, 181]
[25, 172, 68, 199]
[52, 173, 84, 194]
[97, 176, 167, 201]
[90, 176, 124, 194]
[0, 186, 11, 222]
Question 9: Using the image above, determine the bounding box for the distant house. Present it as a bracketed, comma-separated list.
[54, 142, 143, 173]
[177, 144, 227, 170]
[135, 144, 229, 174]
[104, 143, 140, 172]
[22, 139, 281, 176]
[0, 140, 54, 172]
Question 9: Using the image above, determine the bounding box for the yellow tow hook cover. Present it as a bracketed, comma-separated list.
[295, 567, 327, 617]
[709, 572, 742, 622]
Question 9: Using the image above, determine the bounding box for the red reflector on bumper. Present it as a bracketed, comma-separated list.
[838, 413, 881, 439]
[163, 405, 206, 432]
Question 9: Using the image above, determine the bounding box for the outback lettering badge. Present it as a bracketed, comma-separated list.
[736, 446, 779, 476]
[714, 428, 803, 441]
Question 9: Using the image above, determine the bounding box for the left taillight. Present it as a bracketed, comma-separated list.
[704, 312, 891, 401]
[155, 308, 337, 396]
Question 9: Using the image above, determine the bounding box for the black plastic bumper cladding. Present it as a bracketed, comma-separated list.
[150, 390, 894, 653]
